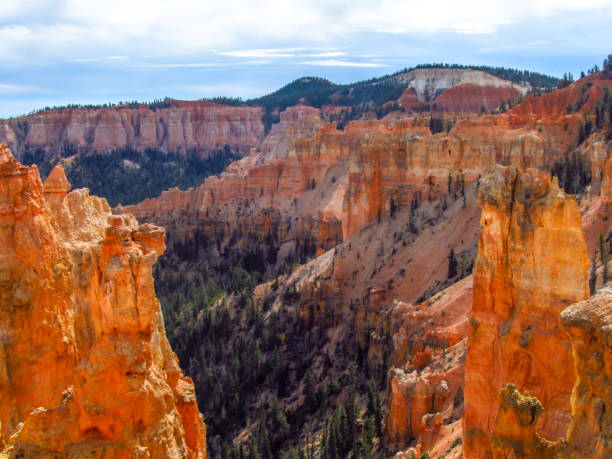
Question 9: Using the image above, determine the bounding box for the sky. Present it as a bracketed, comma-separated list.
[0, 0, 611, 118]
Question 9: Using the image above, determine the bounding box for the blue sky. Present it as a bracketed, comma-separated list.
[0, 0, 610, 118]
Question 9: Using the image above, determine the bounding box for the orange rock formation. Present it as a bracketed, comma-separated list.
[0, 144, 206, 457]
[383, 276, 472, 453]
[463, 166, 589, 458]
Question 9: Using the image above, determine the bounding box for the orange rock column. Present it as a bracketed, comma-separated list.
[463, 166, 589, 458]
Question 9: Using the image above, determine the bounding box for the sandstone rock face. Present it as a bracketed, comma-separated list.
[0, 144, 206, 457]
[561, 287, 612, 458]
[0, 101, 264, 158]
[463, 166, 589, 458]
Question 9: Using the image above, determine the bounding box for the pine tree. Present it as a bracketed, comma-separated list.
[367, 378, 383, 436]
[600, 232, 608, 284]
[247, 442, 260, 459]
[345, 391, 358, 447]
[448, 249, 458, 279]
[305, 370, 318, 411]
[590, 254, 598, 295]
[390, 197, 397, 217]
[361, 416, 375, 457]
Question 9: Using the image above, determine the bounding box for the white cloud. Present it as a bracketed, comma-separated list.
[129, 62, 224, 70]
[218, 49, 299, 58]
[300, 59, 388, 68]
[0, 83, 43, 94]
[342, 0, 611, 35]
[306, 51, 347, 57]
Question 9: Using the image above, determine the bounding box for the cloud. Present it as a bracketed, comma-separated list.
[300, 59, 388, 68]
[0, 83, 43, 94]
[218, 49, 299, 58]
[341, 0, 611, 35]
[305, 51, 347, 58]
[129, 62, 224, 70]
[71, 55, 130, 63]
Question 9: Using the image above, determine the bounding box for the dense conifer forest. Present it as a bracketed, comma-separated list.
[20, 146, 239, 206]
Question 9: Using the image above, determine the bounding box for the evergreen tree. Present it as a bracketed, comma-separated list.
[590, 254, 598, 295]
[600, 232, 608, 284]
[305, 370, 318, 412]
[448, 249, 458, 279]
[367, 378, 383, 436]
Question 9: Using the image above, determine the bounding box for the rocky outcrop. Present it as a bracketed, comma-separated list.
[561, 287, 612, 458]
[0, 144, 206, 457]
[0, 101, 264, 158]
[463, 166, 589, 458]
[385, 368, 452, 446]
[490, 384, 565, 458]
[383, 275, 472, 453]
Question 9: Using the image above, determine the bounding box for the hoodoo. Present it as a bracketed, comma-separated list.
[463, 166, 589, 458]
[0, 144, 206, 457]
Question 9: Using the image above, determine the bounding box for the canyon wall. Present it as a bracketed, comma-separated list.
[0, 101, 264, 158]
[463, 166, 589, 458]
[0, 144, 206, 457]
[125, 102, 582, 248]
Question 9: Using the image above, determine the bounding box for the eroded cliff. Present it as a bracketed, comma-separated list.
[0, 101, 263, 159]
[0, 144, 206, 457]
